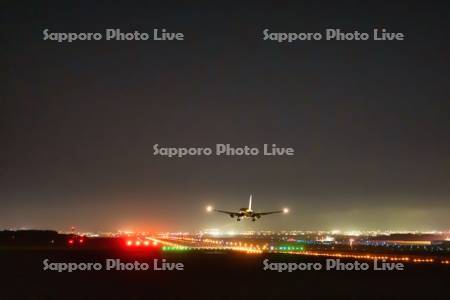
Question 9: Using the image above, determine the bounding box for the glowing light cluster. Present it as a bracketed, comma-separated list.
[412, 258, 433, 263]
[125, 240, 151, 247]
[68, 237, 85, 245]
[147, 236, 449, 264]
[275, 246, 304, 251]
[154, 236, 265, 254]
[202, 239, 224, 245]
[146, 237, 180, 248]
[278, 250, 439, 263]
[162, 246, 190, 251]
[195, 239, 264, 254]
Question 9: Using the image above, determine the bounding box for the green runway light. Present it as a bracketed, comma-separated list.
[276, 244, 305, 252]
[161, 245, 191, 251]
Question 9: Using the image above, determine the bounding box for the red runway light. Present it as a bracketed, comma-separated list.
[135, 241, 141, 246]
[126, 240, 133, 246]
[79, 239, 84, 243]
[144, 241, 150, 246]
[68, 239, 74, 245]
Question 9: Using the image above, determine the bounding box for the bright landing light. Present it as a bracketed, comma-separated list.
[283, 208, 289, 214]
[206, 205, 213, 212]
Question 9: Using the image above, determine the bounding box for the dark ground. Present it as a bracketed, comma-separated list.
[0, 247, 448, 300]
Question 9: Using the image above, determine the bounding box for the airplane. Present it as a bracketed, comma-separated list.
[206, 195, 289, 221]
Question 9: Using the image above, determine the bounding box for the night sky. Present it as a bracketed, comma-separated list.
[1, 1, 449, 232]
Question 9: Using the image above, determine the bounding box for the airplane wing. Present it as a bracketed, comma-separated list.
[215, 209, 240, 216]
[255, 210, 284, 216]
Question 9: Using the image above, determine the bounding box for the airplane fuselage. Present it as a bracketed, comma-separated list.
[233, 208, 260, 221]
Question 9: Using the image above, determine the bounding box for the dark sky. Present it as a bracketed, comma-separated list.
[1, 1, 449, 232]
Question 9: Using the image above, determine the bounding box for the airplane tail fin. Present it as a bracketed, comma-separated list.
[249, 194, 252, 211]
